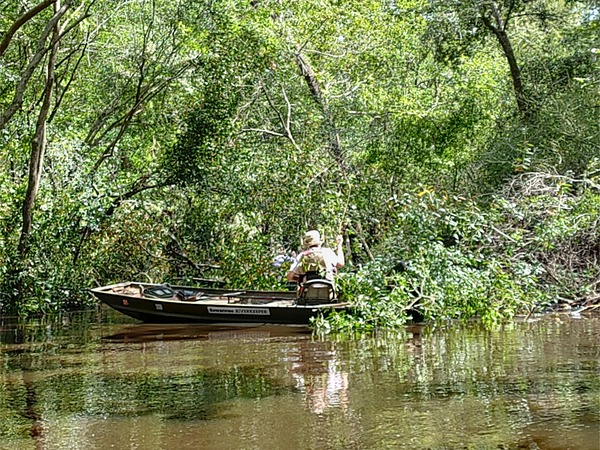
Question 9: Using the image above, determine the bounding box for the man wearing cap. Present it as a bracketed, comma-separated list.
[286, 230, 345, 283]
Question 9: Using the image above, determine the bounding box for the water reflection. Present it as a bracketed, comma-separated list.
[288, 345, 350, 414]
[101, 323, 312, 344]
[0, 310, 598, 450]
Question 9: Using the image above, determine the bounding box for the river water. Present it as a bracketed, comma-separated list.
[0, 308, 598, 450]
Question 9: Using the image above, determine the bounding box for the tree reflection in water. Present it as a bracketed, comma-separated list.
[0, 313, 598, 450]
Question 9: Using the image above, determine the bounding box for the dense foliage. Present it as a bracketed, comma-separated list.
[0, 0, 598, 330]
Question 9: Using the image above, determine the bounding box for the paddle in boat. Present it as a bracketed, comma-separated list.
[90, 279, 349, 325]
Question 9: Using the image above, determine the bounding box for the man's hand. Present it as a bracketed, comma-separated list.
[286, 271, 299, 282]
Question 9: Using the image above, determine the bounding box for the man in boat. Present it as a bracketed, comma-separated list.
[286, 230, 345, 284]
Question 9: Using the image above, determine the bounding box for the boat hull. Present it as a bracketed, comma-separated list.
[91, 282, 348, 325]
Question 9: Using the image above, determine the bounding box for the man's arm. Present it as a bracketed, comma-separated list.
[286, 255, 302, 281]
[335, 235, 345, 268]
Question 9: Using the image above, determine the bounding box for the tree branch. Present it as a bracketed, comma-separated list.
[0, 0, 56, 58]
[0, 0, 71, 130]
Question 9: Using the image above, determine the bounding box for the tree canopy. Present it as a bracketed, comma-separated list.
[1, 0, 598, 329]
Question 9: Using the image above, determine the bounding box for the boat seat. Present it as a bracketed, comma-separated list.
[143, 285, 177, 299]
[298, 278, 336, 305]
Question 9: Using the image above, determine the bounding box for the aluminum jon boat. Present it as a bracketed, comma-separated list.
[90, 281, 349, 325]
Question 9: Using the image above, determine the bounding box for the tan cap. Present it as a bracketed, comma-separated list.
[302, 230, 322, 249]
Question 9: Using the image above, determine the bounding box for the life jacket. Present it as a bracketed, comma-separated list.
[300, 247, 327, 277]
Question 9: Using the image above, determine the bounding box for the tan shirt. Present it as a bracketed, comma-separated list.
[288, 246, 341, 281]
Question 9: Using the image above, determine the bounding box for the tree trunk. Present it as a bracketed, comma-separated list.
[295, 51, 347, 171]
[481, 1, 528, 121]
[18, 1, 62, 256]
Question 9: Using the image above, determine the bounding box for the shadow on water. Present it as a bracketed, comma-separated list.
[101, 323, 312, 344]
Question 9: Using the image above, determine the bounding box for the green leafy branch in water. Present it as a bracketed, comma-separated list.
[319, 179, 599, 333]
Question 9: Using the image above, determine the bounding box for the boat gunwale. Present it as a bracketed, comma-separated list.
[90, 282, 348, 309]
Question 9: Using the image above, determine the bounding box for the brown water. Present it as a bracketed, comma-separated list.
[0, 308, 598, 450]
